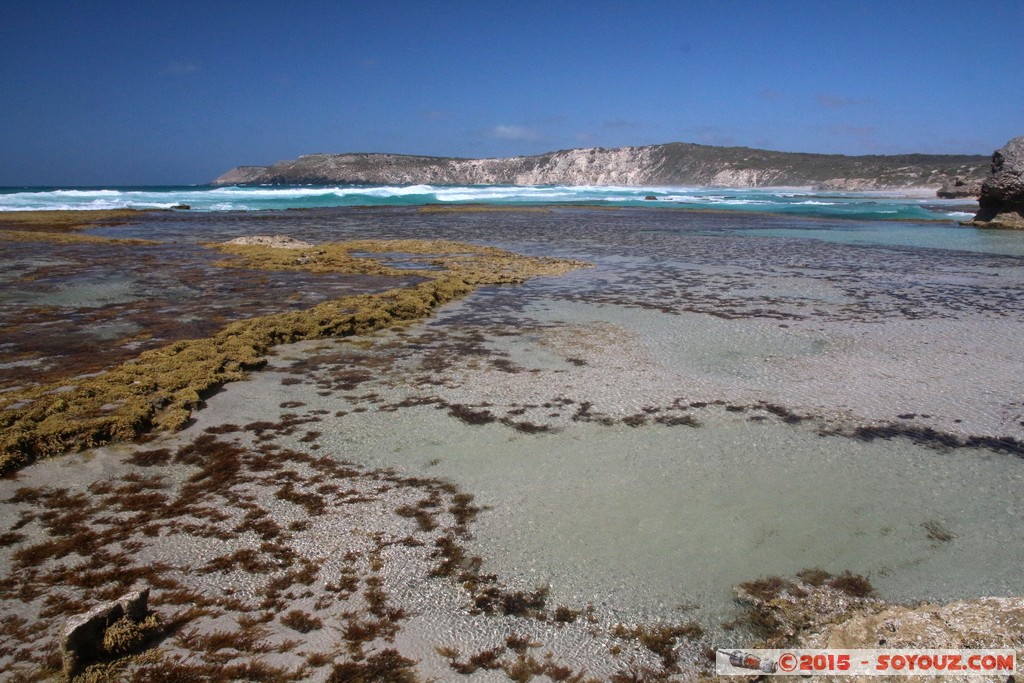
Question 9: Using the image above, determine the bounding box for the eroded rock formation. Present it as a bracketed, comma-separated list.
[971, 136, 1024, 228]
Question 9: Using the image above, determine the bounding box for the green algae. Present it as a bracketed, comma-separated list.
[0, 239, 588, 473]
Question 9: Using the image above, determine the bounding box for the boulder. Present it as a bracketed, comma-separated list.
[61, 588, 149, 677]
[971, 136, 1024, 228]
[937, 176, 982, 199]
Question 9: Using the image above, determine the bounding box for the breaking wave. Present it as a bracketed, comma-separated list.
[0, 184, 975, 221]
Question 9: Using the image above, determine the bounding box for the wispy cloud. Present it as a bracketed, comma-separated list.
[490, 124, 541, 141]
[602, 118, 644, 130]
[162, 61, 200, 76]
[816, 94, 876, 109]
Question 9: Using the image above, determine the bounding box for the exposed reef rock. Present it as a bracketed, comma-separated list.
[0, 237, 588, 473]
[799, 597, 1024, 683]
[970, 136, 1024, 228]
[223, 234, 315, 249]
[802, 596, 1024, 651]
[729, 572, 1023, 682]
[212, 142, 987, 191]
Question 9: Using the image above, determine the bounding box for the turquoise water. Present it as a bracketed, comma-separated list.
[0, 184, 976, 221]
[734, 223, 1024, 256]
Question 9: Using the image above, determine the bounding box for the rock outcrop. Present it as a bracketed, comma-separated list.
[971, 136, 1024, 228]
[728, 572, 1023, 683]
[802, 596, 1024, 651]
[223, 235, 315, 249]
[937, 175, 983, 198]
[212, 143, 988, 192]
[61, 588, 158, 677]
[799, 597, 1024, 683]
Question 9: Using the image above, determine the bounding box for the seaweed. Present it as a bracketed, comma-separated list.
[827, 571, 874, 598]
[279, 610, 323, 634]
[0, 238, 588, 473]
[922, 519, 954, 543]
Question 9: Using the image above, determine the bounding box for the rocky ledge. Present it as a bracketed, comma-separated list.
[969, 136, 1024, 228]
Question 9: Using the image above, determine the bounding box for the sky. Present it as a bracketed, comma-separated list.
[1, 1, 1022, 185]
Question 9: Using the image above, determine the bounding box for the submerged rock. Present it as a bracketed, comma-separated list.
[970, 136, 1024, 228]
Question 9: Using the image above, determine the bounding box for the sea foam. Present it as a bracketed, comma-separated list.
[0, 184, 977, 221]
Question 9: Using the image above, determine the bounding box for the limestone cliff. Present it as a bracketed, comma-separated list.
[970, 136, 1024, 228]
[212, 143, 988, 192]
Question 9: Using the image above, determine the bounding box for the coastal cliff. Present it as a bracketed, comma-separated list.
[970, 136, 1024, 228]
[213, 142, 988, 191]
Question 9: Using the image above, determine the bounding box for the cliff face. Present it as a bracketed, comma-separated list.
[971, 136, 1024, 228]
[212, 142, 988, 191]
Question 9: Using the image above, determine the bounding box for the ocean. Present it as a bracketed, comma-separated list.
[1, 199, 1022, 677]
[0, 183, 978, 222]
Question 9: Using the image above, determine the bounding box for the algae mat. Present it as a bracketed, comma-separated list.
[0, 222, 587, 472]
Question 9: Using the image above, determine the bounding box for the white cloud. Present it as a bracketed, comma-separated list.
[490, 124, 541, 141]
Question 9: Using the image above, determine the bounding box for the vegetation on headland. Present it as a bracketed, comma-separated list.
[0, 234, 588, 473]
[212, 142, 989, 190]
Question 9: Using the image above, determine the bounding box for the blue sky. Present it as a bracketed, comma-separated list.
[2, 1, 1021, 185]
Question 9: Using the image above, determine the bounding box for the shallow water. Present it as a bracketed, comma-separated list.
[194, 284, 1023, 631]
[4, 205, 1024, 647]
[332, 407, 1021, 615]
